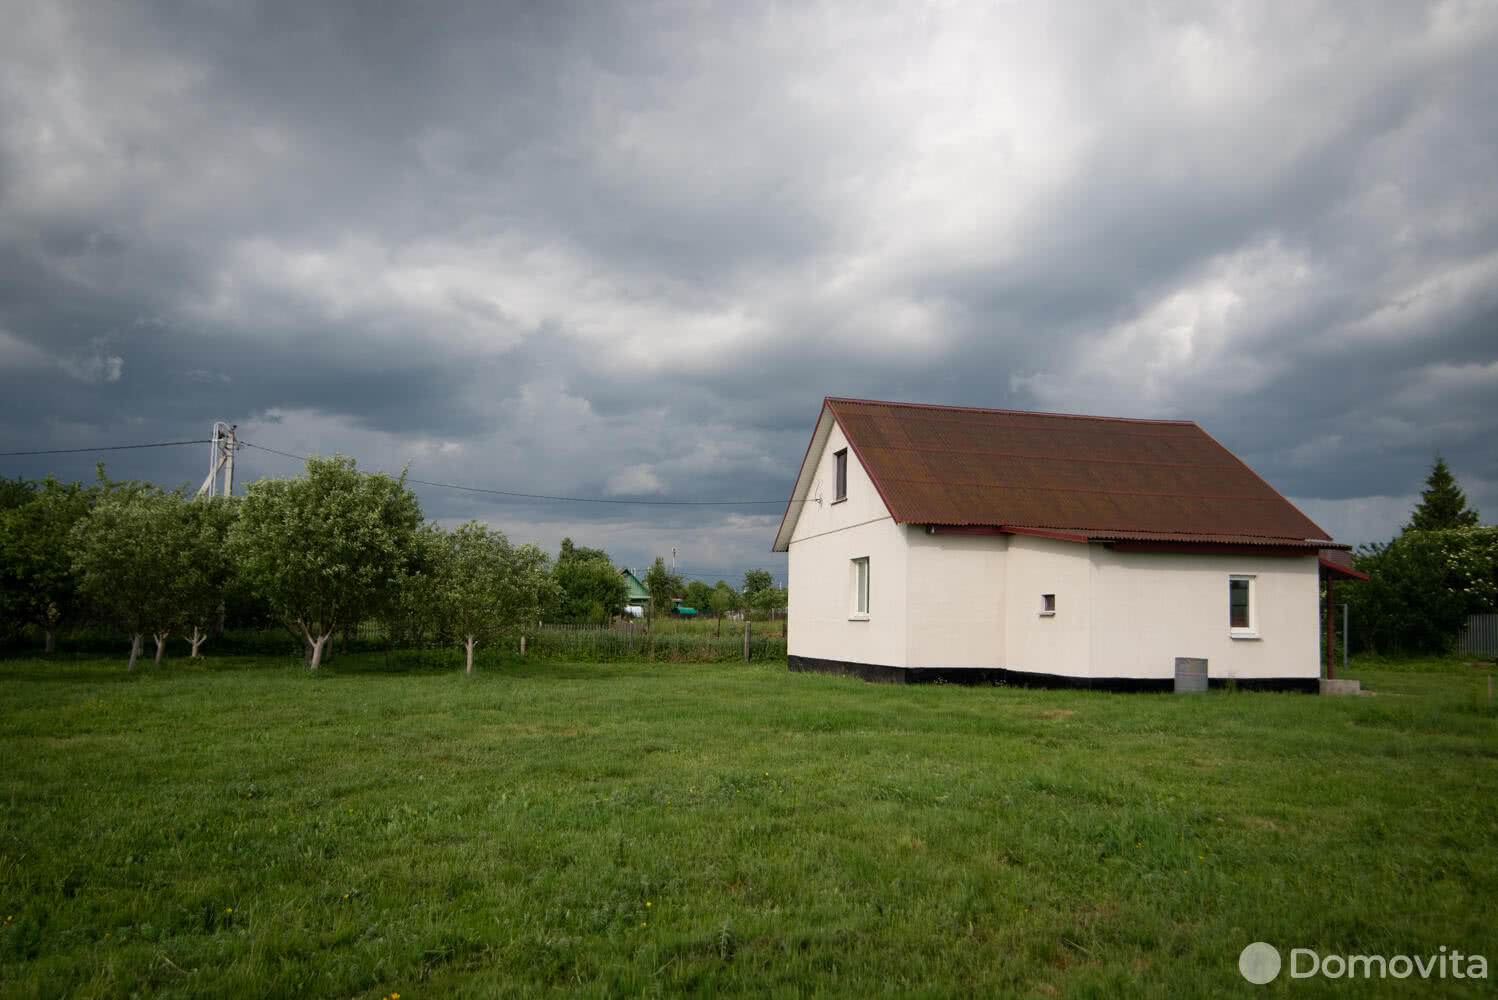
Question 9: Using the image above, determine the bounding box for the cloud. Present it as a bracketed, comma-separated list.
[605, 465, 664, 497]
[58, 339, 123, 384]
[0, 0, 1494, 560]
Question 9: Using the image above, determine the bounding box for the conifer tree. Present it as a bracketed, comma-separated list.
[1405, 456, 1480, 532]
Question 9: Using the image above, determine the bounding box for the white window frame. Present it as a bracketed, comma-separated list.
[851, 556, 870, 619]
[1229, 575, 1258, 639]
[1039, 593, 1056, 617]
[833, 449, 848, 503]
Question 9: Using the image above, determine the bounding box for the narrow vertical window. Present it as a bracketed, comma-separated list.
[1229, 576, 1257, 637]
[852, 556, 870, 617]
[834, 449, 848, 502]
[1040, 593, 1056, 616]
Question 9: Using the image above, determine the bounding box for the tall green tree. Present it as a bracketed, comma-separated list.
[492, 541, 554, 651]
[227, 455, 423, 669]
[70, 489, 223, 669]
[683, 579, 713, 612]
[708, 581, 740, 633]
[557, 537, 612, 565]
[1345, 526, 1498, 654]
[432, 521, 555, 673]
[550, 559, 628, 623]
[384, 523, 445, 650]
[644, 556, 674, 656]
[1406, 456, 1480, 532]
[0, 477, 89, 651]
[179, 497, 238, 657]
[750, 585, 787, 621]
[0, 475, 35, 511]
[742, 569, 773, 599]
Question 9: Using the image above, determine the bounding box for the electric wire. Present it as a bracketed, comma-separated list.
[0, 439, 212, 457]
[236, 440, 789, 507]
[0, 436, 795, 507]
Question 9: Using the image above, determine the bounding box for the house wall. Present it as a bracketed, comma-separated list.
[904, 527, 1008, 668]
[785, 418, 1322, 684]
[787, 421, 909, 666]
[1087, 548, 1321, 680]
[1002, 535, 1095, 677]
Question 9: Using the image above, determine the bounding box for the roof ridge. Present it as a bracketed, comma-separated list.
[825, 396, 1197, 426]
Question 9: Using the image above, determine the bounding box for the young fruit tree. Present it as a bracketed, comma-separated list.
[228, 455, 422, 669]
[180, 496, 237, 657]
[0, 477, 90, 652]
[433, 521, 555, 673]
[69, 489, 221, 669]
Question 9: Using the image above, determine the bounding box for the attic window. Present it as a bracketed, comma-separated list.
[1040, 594, 1056, 616]
[833, 449, 848, 502]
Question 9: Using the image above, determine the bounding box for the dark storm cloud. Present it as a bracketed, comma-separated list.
[2, 0, 1496, 571]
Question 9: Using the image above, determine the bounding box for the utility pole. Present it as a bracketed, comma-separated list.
[197, 421, 237, 498]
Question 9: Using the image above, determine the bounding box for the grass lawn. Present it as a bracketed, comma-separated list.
[2, 651, 1495, 998]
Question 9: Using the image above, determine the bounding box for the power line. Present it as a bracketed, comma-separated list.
[238, 439, 790, 507]
[0, 439, 212, 457]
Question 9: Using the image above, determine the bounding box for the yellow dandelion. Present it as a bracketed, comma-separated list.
[225, 907, 233, 914]
[646, 901, 652, 908]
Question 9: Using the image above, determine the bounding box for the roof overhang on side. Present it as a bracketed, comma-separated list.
[928, 523, 1345, 557]
[1318, 547, 1369, 581]
[772, 402, 838, 552]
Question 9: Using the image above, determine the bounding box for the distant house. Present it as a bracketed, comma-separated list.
[773, 398, 1365, 690]
[620, 568, 650, 612]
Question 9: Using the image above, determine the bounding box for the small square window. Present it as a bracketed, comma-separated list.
[1229, 576, 1257, 638]
[833, 449, 848, 502]
[1040, 593, 1056, 616]
[851, 556, 870, 617]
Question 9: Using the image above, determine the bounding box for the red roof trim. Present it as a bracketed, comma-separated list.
[824, 396, 1196, 426]
[1003, 525, 1093, 543]
[1109, 542, 1319, 556]
[1318, 550, 1370, 581]
[771, 401, 830, 549]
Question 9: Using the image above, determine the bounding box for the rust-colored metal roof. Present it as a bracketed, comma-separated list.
[1317, 547, 1368, 579]
[827, 397, 1335, 546]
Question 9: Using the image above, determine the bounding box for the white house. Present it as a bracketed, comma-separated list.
[772, 398, 1364, 691]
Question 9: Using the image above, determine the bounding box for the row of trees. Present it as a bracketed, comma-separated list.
[1342, 457, 1496, 654]
[1, 456, 790, 670]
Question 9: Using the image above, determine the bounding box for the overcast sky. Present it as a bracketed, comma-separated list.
[2, 0, 1495, 583]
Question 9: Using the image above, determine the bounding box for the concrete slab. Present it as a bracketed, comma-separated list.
[1320, 678, 1362, 696]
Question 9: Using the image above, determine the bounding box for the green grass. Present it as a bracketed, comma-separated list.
[2, 653, 1495, 998]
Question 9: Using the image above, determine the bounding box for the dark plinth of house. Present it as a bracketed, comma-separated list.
[788, 655, 1319, 693]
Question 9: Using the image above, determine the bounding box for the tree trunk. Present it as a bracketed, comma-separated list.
[127, 633, 142, 671]
[464, 634, 476, 674]
[189, 624, 208, 657]
[44, 628, 56, 654]
[308, 633, 329, 670]
[154, 632, 169, 665]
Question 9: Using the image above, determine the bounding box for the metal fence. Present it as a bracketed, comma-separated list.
[1458, 614, 1498, 656]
